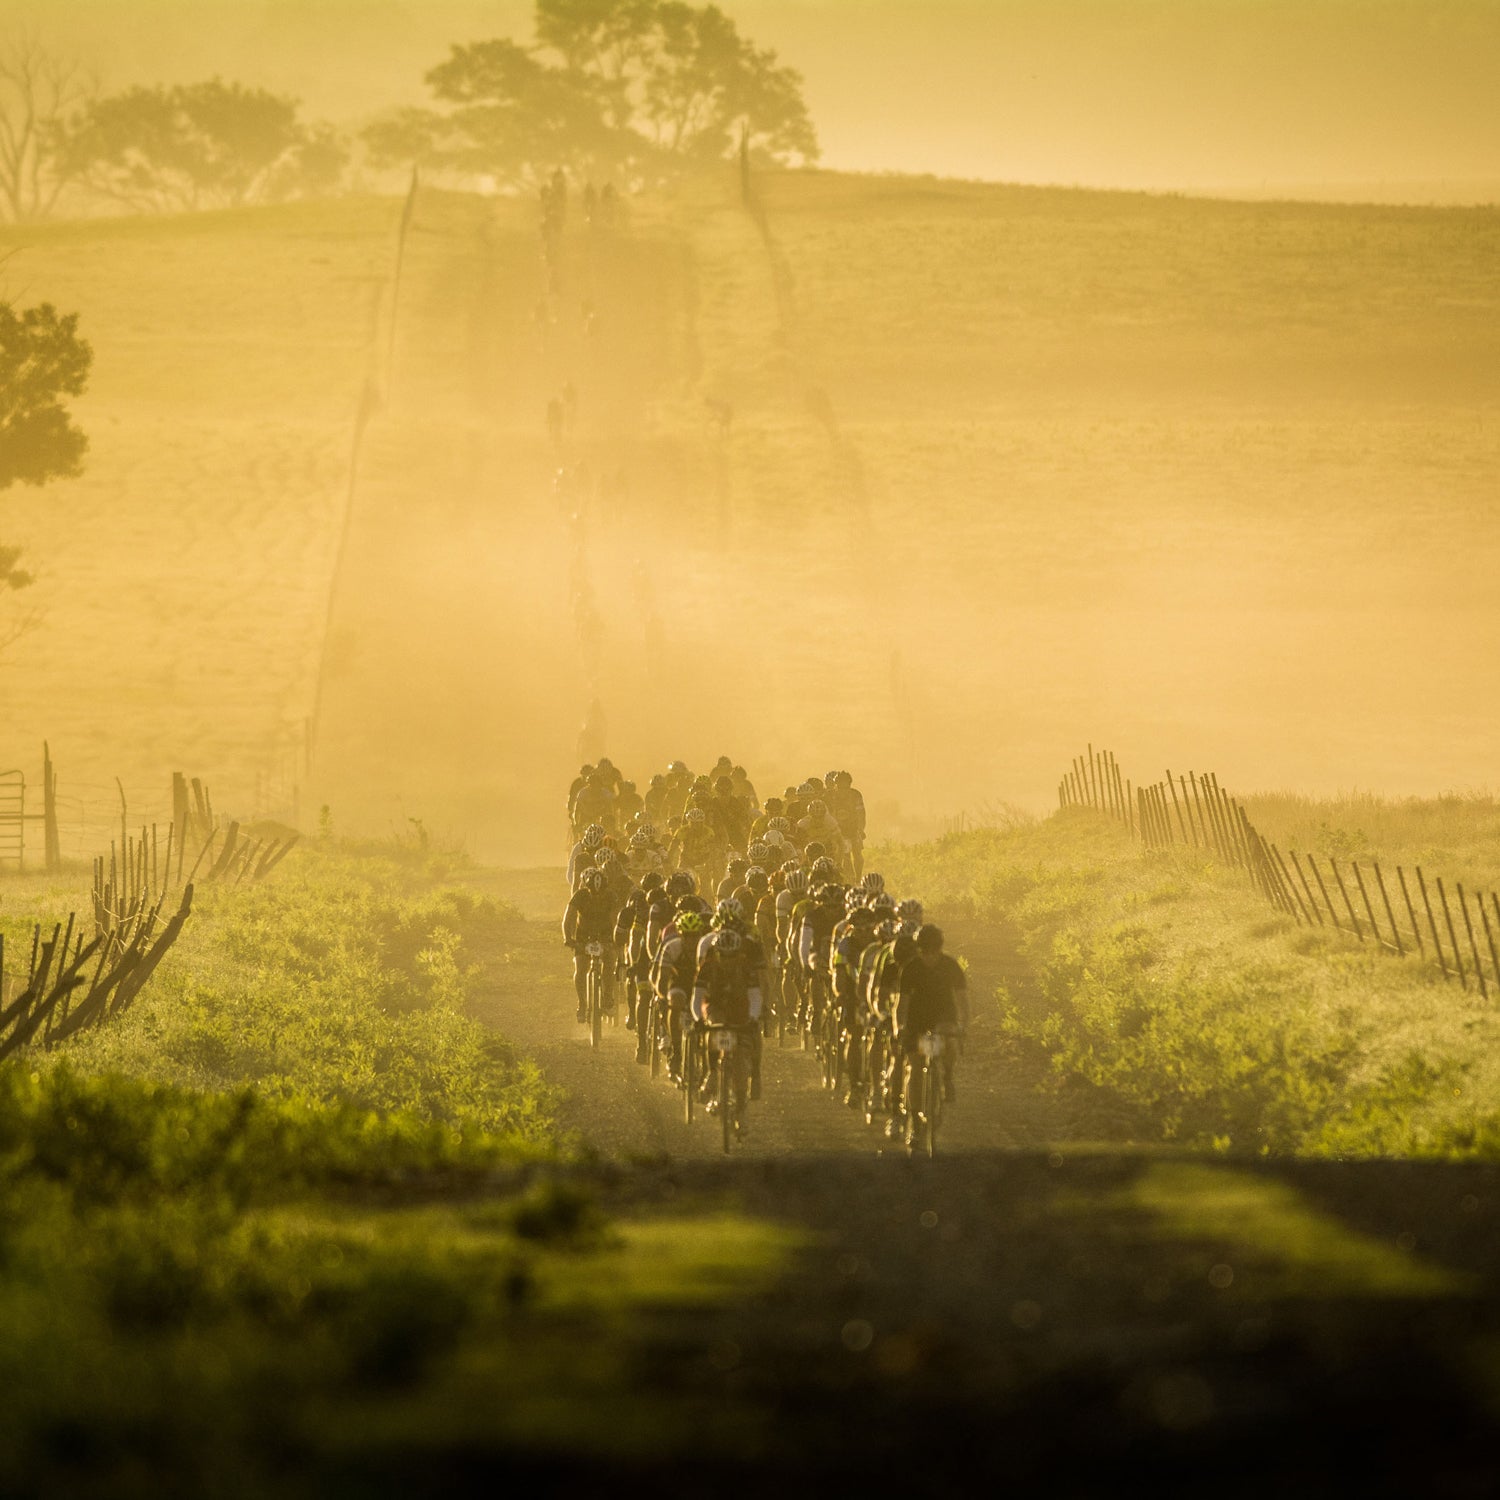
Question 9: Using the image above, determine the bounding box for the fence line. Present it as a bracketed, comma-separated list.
[1059, 744, 1500, 997]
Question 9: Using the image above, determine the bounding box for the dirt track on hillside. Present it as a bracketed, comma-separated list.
[470, 869, 1059, 1161]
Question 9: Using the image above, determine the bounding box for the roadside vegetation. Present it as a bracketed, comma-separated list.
[0, 842, 794, 1493]
[878, 796, 1500, 1157]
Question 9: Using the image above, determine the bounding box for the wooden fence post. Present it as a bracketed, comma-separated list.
[1457, 884, 1487, 1000]
[1415, 867, 1446, 976]
[1372, 863, 1404, 957]
[42, 743, 60, 873]
[1398, 867, 1424, 955]
[1288, 851, 1324, 925]
[1435, 877, 1466, 989]
[1351, 862, 1383, 949]
[1482, 896, 1500, 997]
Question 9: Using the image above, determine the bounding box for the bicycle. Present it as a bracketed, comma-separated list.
[904, 1026, 956, 1158]
[584, 941, 608, 1050]
[704, 1024, 753, 1152]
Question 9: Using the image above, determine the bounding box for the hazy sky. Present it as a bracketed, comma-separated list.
[8, 1, 1500, 197]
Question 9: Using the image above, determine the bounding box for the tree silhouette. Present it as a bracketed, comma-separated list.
[0, 33, 92, 222]
[367, 0, 818, 186]
[59, 80, 346, 212]
[1, 299, 92, 600]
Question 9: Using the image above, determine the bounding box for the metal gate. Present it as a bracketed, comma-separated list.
[0, 770, 22, 869]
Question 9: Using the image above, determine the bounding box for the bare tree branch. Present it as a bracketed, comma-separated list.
[0, 30, 94, 222]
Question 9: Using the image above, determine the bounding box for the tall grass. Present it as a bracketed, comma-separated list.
[61, 844, 557, 1142]
[878, 804, 1500, 1156]
[1245, 791, 1500, 895]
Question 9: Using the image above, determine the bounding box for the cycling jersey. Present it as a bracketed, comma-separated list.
[562, 888, 614, 947]
[691, 934, 765, 1026]
[896, 953, 966, 1040]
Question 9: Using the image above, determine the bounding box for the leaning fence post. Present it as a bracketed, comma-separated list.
[1435, 876, 1466, 989]
[1288, 851, 1325, 926]
[1482, 896, 1500, 997]
[1351, 862, 1383, 949]
[1457, 884, 1487, 1001]
[1306, 854, 1342, 931]
[1271, 845, 1312, 924]
[1398, 867, 1424, 955]
[1372, 863, 1404, 957]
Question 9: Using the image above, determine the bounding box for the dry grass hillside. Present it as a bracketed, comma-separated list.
[3, 173, 1496, 860]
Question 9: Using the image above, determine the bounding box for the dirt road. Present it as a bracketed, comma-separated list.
[470, 868, 1052, 1160]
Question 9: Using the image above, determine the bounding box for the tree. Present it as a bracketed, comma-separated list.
[0, 299, 91, 609]
[366, 0, 817, 187]
[373, 39, 633, 191]
[0, 33, 93, 222]
[58, 79, 348, 213]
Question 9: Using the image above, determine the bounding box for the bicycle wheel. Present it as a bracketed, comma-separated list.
[683, 1031, 695, 1125]
[719, 1050, 732, 1154]
[589, 967, 602, 1050]
[923, 1063, 940, 1158]
[649, 999, 662, 1079]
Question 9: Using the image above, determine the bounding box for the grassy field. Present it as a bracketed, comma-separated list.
[4, 172, 1496, 860]
[0, 199, 398, 850]
[878, 797, 1500, 1156]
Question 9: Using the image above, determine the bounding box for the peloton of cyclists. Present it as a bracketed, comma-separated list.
[559, 758, 964, 1145]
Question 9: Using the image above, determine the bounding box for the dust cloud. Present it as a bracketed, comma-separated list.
[2, 3, 1497, 864]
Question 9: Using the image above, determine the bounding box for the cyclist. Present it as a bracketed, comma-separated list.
[615, 779, 644, 825]
[563, 866, 616, 1023]
[654, 905, 708, 1084]
[595, 846, 633, 910]
[716, 856, 749, 901]
[568, 822, 607, 888]
[894, 923, 968, 1113]
[669, 807, 724, 881]
[571, 769, 616, 838]
[691, 924, 765, 1132]
[859, 914, 900, 1121]
[617, 871, 660, 1044]
[832, 899, 879, 1107]
[874, 900, 924, 1136]
[798, 800, 849, 876]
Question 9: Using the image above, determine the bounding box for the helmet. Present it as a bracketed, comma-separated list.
[595, 848, 617, 868]
[896, 899, 924, 925]
[786, 869, 809, 894]
[629, 831, 649, 849]
[825, 770, 840, 786]
[747, 842, 770, 864]
[816, 883, 845, 906]
[676, 910, 707, 937]
[850, 905, 877, 928]
[798, 779, 820, 796]
[808, 799, 828, 818]
[641, 872, 664, 892]
[665, 871, 695, 899]
[638, 821, 655, 839]
[677, 868, 699, 894]
[762, 830, 784, 849]
[746, 866, 768, 891]
[685, 807, 707, 825]
[874, 918, 898, 941]
[861, 872, 885, 894]
[668, 760, 687, 774]
[871, 892, 896, 913]
[714, 897, 745, 927]
[582, 824, 605, 849]
[810, 856, 839, 884]
[916, 923, 944, 953]
[844, 888, 866, 913]
[726, 857, 748, 877]
[769, 817, 792, 836]
[712, 927, 743, 955]
[580, 868, 606, 893]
